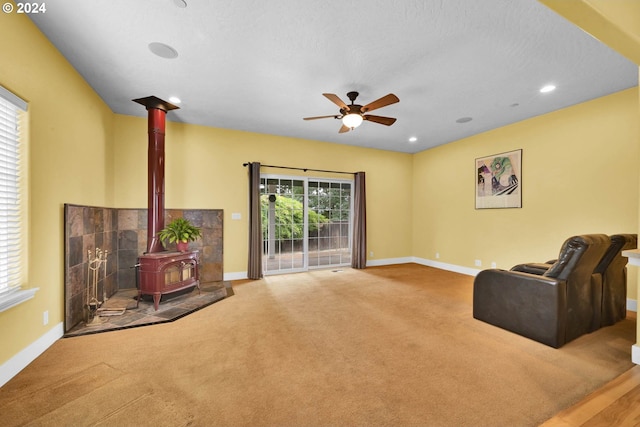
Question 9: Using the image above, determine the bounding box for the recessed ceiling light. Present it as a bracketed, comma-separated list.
[456, 117, 472, 123]
[408, 137, 417, 143]
[173, 0, 187, 7]
[540, 85, 556, 93]
[148, 42, 178, 59]
[168, 96, 181, 104]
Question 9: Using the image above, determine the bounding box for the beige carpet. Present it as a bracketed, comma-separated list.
[0, 264, 635, 427]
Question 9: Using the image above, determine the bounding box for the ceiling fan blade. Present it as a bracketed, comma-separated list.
[361, 94, 399, 113]
[303, 115, 339, 120]
[364, 115, 397, 126]
[323, 93, 350, 111]
[338, 124, 351, 133]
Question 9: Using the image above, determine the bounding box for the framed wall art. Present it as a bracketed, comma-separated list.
[476, 149, 522, 209]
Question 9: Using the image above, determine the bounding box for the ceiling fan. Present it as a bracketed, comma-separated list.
[304, 91, 399, 133]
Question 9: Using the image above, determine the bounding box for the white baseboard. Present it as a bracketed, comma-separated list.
[411, 257, 481, 277]
[224, 271, 248, 281]
[366, 257, 414, 267]
[0, 322, 64, 388]
[366, 256, 481, 276]
[627, 298, 637, 313]
[632, 345, 640, 365]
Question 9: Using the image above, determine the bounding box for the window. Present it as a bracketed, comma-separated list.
[0, 85, 36, 312]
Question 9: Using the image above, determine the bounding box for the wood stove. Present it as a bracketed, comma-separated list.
[137, 250, 200, 311]
[132, 95, 201, 311]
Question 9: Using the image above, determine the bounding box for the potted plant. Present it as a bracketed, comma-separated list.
[157, 217, 202, 252]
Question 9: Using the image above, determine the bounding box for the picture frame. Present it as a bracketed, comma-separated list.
[476, 149, 522, 209]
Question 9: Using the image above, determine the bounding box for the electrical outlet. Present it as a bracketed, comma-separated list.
[491, 262, 497, 268]
[43, 310, 49, 326]
[435, 252, 440, 259]
[474, 259, 482, 267]
[370, 251, 374, 257]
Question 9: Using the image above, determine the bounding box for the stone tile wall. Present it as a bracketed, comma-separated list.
[64, 204, 224, 332]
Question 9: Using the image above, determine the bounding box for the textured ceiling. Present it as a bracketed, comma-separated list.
[21, 0, 638, 153]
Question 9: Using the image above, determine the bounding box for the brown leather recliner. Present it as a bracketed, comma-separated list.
[473, 234, 610, 348]
[599, 234, 637, 326]
[510, 233, 637, 329]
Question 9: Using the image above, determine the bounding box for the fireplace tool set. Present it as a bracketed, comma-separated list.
[85, 248, 108, 325]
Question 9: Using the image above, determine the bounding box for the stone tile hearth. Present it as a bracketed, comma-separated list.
[64, 281, 233, 337]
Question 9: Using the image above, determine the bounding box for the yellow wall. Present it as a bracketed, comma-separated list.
[112, 115, 414, 273]
[413, 88, 639, 280]
[0, 10, 114, 364]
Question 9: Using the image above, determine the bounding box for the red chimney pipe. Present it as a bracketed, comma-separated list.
[132, 96, 179, 253]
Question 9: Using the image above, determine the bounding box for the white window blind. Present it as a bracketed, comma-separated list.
[0, 86, 27, 297]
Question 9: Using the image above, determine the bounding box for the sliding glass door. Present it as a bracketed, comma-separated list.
[261, 177, 306, 274]
[260, 175, 352, 275]
[307, 180, 352, 267]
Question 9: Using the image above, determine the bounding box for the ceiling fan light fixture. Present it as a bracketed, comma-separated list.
[342, 113, 363, 129]
[304, 92, 398, 133]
